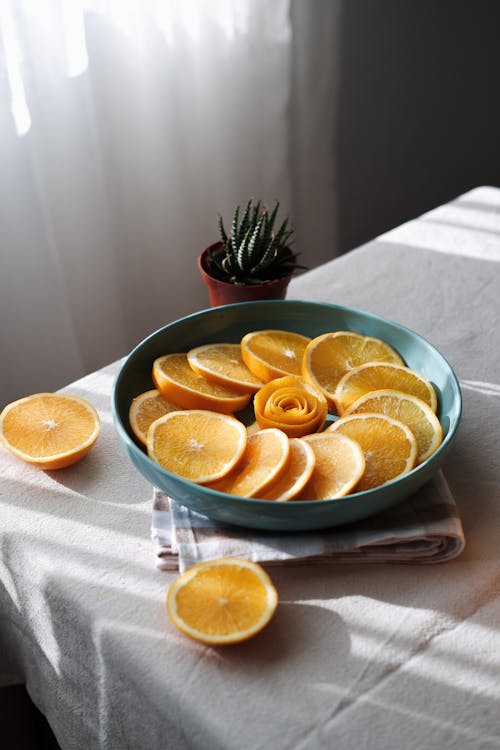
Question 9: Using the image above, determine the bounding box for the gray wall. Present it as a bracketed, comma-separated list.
[335, 0, 500, 252]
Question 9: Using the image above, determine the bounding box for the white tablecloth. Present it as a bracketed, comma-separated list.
[1, 187, 500, 749]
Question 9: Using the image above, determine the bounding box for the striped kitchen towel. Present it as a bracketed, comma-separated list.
[151, 471, 465, 573]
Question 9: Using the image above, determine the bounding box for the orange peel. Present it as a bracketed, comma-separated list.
[253, 376, 328, 438]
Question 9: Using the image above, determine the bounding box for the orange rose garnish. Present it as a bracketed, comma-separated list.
[253, 376, 328, 438]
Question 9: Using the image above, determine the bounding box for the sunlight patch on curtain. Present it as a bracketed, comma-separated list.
[0, 1, 31, 135]
[1, 0, 290, 137]
[0, 0, 302, 406]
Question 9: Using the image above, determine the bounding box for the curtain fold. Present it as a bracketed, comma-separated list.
[0, 0, 337, 406]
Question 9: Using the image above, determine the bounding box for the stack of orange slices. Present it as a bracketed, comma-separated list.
[127, 327, 443, 500]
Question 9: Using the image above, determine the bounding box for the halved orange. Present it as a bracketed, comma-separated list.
[257, 437, 316, 501]
[207, 428, 289, 498]
[333, 361, 438, 415]
[187, 343, 264, 393]
[152, 353, 251, 414]
[129, 388, 181, 446]
[147, 410, 247, 484]
[328, 412, 417, 491]
[0, 393, 100, 470]
[302, 331, 404, 410]
[241, 329, 311, 382]
[345, 389, 443, 463]
[166, 558, 278, 645]
[253, 375, 328, 438]
[297, 432, 366, 500]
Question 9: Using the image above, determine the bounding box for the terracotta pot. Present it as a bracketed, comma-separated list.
[198, 243, 292, 307]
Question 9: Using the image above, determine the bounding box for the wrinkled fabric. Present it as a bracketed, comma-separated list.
[1, 187, 500, 749]
[152, 471, 464, 572]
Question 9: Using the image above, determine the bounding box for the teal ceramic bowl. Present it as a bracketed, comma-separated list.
[112, 300, 462, 531]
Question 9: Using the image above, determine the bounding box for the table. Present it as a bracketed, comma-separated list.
[1, 186, 500, 749]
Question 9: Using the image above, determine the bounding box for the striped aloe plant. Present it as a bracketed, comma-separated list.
[205, 200, 304, 284]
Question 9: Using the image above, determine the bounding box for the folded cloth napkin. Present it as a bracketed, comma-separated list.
[151, 471, 465, 572]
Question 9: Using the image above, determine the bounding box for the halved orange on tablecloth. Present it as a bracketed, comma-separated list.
[0, 392, 100, 470]
[166, 558, 278, 645]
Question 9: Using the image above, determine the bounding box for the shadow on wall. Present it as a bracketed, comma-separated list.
[335, 0, 500, 253]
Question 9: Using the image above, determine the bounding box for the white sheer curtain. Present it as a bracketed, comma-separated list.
[0, 0, 338, 406]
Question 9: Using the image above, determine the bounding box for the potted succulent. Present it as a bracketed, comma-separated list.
[198, 199, 306, 307]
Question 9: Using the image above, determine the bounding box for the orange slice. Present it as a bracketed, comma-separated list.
[166, 558, 278, 645]
[152, 353, 251, 414]
[241, 329, 311, 382]
[253, 375, 328, 438]
[345, 389, 443, 464]
[147, 410, 247, 484]
[297, 432, 366, 500]
[328, 412, 418, 491]
[187, 343, 264, 393]
[207, 428, 289, 497]
[333, 361, 438, 415]
[257, 437, 316, 501]
[0, 393, 100, 470]
[128, 388, 181, 446]
[302, 331, 404, 410]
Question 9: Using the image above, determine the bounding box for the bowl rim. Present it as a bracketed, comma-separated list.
[112, 299, 462, 509]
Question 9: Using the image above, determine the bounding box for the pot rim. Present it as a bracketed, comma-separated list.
[198, 242, 294, 288]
